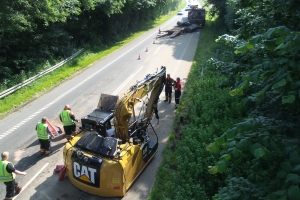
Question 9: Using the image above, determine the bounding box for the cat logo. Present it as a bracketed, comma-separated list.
[73, 162, 100, 187]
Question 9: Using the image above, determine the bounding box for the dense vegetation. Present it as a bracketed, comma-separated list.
[149, 0, 300, 199]
[0, 0, 181, 91]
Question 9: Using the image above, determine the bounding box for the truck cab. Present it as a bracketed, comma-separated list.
[188, 6, 206, 27]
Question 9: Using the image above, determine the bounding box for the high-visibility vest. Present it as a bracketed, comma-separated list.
[60, 110, 74, 126]
[0, 160, 14, 182]
[37, 122, 49, 140]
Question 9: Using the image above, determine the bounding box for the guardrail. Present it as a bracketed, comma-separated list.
[0, 49, 84, 99]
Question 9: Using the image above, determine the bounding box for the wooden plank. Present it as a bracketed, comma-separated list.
[170, 29, 182, 38]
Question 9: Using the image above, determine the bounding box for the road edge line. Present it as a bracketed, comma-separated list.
[13, 163, 49, 200]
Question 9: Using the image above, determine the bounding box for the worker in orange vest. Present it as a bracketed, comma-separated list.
[174, 77, 182, 109]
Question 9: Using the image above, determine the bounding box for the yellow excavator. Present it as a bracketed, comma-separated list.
[63, 66, 166, 197]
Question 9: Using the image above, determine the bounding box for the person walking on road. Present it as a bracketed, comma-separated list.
[59, 104, 78, 140]
[0, 151, 26, 200]
[36, 117, 55, 155]
[174, 77, 182, 109]
[164, 74, 174, 103]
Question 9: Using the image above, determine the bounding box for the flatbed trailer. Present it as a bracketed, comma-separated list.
[157, 24, 201, 38]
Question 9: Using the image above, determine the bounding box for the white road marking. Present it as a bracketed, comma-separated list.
[113, 74, 135, 95]
[0, 18, 177, 140]
[153, 39, 169, 56]
[13, 163, 49, 200]
[113, 66, 145, 95]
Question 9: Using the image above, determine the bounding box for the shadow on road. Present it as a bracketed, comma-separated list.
[29, 171, 122, 200]
[14, 139, 66, 172]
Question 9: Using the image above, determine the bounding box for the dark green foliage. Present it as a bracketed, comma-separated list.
[213, 177, 267, 200]
[204, 0, 227, 18]
[0, 0, 80, 90]
[205, 0, 300, 199]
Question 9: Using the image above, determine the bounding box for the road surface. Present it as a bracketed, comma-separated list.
[0, 5, 201, 200]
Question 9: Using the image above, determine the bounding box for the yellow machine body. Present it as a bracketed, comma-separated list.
[63, 137, 155, 197]
[63, 66, 166, 197]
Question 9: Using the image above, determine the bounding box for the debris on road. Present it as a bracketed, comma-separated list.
[157, 24, 202, 39]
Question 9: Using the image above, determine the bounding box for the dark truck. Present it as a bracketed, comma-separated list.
[177, 5, 206, 27]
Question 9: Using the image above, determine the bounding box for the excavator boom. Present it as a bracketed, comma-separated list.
[114, 66, 166, 142]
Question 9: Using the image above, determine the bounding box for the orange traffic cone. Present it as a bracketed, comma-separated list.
[138, 54, 140, 60]
[146, 47, 148, 52]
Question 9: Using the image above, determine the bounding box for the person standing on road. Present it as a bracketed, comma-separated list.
[174, 77, 182, 109]
[59, 104, 78, 140]
[164, 74, 174, 103]
[36, 117, 55, 155]
[0, 151, 26, 200]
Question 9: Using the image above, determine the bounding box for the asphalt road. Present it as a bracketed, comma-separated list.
[0, 6, 201, 200]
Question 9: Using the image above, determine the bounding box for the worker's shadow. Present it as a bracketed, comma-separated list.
[14, 139, 66, 172]
[28, 170, 122, 200]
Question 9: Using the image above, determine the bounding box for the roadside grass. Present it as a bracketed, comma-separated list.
[0, 0, 187, 119]
[147, 18, 248, 199]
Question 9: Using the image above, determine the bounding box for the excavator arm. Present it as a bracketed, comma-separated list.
[113, 66, 166, 142]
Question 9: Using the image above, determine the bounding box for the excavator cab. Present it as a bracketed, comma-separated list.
[80, 94, 118, 137]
